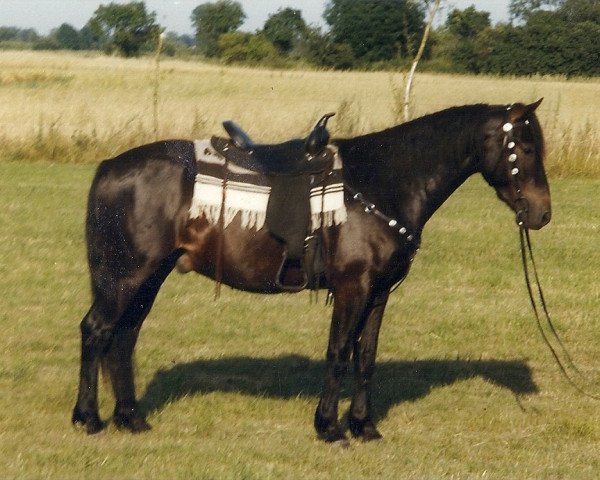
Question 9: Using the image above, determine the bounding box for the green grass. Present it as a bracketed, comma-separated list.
[1, 161, 600, 478]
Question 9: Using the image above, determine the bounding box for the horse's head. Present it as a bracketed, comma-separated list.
[480, 99, 551, 230]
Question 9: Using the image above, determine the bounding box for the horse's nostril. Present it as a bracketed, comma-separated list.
[541, 211, 551, 225]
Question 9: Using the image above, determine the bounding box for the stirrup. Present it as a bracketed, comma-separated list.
[275, 253, 308, 292]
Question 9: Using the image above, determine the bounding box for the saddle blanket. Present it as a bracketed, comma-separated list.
[189, 139, 347, 231]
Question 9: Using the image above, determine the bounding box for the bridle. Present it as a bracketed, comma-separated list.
[502, 109, 600, 400]
[500, 113, 531, 228]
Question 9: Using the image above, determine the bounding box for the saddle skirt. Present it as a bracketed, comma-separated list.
[189, 139, 347, 232]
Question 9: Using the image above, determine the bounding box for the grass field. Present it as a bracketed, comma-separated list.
[0, 50, 599, 176]
[1, 50, 600, 478]
[1, 159, 599, 478]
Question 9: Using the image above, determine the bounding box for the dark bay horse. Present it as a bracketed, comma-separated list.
[72, 100, 551, 443]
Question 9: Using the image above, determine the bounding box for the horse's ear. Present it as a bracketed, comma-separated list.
[508, 98, 543, 123]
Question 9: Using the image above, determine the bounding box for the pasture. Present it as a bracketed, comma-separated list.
[1, 51, 600, 478]
[0, 50, 599, 175]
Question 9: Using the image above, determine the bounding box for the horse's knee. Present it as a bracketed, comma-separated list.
[80, 324, 113, 355]
[79, 304, 119, 353]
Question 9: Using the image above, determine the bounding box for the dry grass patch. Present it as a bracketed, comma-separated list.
[0, 50, 599, 176]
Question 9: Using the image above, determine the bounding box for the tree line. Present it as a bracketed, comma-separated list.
[1, 0, 599, 76]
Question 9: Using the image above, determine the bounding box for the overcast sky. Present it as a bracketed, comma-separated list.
[1, 1, 512, 36]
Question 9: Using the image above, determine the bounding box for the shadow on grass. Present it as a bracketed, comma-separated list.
[140, 355, 538, 420]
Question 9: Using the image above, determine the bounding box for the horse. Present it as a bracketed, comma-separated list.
[72, 99, 551, 444]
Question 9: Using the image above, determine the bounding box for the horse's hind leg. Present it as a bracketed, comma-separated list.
[72, 295, 122, 434]
[104, 251, 182, 432]
[73, 253, 180, 434]
[104, 288, 150, 433]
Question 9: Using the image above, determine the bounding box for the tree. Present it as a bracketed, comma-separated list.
[403, 0, 441, 121]
[0, 26, 20, 41]
[0, 27, 39, 43]
[88, 2, 159, 57]
[509, 0, 563, 22]
[446, 5, 490, 39]
[79, 24, 101, 50]
[324, 0, 425, 63]
[191, 0, 246, 57]
[262, 8, 307, 54]
[55, 23, 82, 50]
[217, 32, 278, 64]
[557, 0, 600, 23]
[161, 32, 195, 56]
[475, 7, 600, 77]
[18, 28, 40, 43]
[291, 25, 356, 70]
[444, 5, 491, 73]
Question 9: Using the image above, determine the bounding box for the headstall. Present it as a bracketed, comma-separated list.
[501, 106, 532, 227]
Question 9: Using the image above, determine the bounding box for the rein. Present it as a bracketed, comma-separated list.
[504, 111, 600, 399]
[519, 227, 600, 400]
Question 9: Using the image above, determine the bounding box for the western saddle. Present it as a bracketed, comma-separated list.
[211, 113, 336, 291]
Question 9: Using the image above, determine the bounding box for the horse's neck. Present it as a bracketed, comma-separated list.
[341, 126, 478, 233]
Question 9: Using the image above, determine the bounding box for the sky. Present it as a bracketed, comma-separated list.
[0, 1, 512, 36]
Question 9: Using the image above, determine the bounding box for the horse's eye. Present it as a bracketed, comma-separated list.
[522, 147, 533, 155]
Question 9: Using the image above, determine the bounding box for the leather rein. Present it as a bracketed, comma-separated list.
[503, 114, 600, 400]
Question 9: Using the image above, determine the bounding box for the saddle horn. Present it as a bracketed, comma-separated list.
[306, 112, 335, 155]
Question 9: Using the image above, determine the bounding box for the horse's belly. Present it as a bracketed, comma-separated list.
[178, 218, 288, 293]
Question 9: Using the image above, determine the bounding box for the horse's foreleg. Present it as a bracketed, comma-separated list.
[315, 283, 368, 443]
[349, 290, 389, 441]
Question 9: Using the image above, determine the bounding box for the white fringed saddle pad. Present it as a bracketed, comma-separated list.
[189, 139, 347, 231]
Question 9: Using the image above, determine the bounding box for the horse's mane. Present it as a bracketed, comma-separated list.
[335, 103, 502, 152]
[334, 102, 544, 183]
[333, 104, 502, 187]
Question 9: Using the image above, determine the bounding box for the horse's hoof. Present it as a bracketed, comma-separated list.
[359, 425, 383, 442]
[316, 424, 348, 444]
[72, 407, 104, 434]
[314, 409, 347, 443]
[114, 410, 151, 433]
[349, 417, 383, 442]
[319, 430, 349, 444]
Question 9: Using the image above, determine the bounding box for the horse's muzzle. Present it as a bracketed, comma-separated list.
[517, 206, 551, 230]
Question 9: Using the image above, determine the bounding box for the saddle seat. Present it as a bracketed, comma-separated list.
[210, 113, 336, 291]
[213, 112, 335, 175]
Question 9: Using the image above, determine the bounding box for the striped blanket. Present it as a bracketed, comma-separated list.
[189, 139, 347, 231]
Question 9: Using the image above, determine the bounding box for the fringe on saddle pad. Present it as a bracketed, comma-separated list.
[189, 139, 347, 231]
